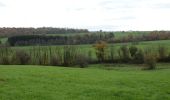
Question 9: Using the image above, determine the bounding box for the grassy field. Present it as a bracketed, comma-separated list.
[0, 64, 170, 100]
[11, 40, 170, 54]
[113, 31, 149, 39]
[0, 38, 8, 44]
[41, 31, 149, 39]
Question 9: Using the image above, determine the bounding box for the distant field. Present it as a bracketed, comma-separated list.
[0, 38, 8, 44]
[42, 32, 90, 36]
[6, 39, 169, 60]
[41, 31, 149, 39]
[12, 39, 170, 51]
[113, 31, 149, 39]
[0, 64, 170, 100]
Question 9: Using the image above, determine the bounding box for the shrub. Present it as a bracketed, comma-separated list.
[0, 56, 10, 65]
[144, 53, 157, 70]
[133, 49, 144, 64]
[119, 45, 131, 63]
[63, 46, 78, 66]
[108, 46, 117, 63]
[93, 41, 107, 63]
[158, 46, 167, 58]
[158, 46, 168, 62]
[87, 50, 96, 64]
[167, 53, 170, 62]
[50, 55, 61, 66]
[129, 45, 138, 58]
[75, 54, 89, 68]
[50, 48, 63, 66]
[14, 50, 31, 65]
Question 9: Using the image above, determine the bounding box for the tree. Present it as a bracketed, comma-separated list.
[129, 46, 138, 58]
[119, 45, 131, 63]
[93, 41, 107, 62]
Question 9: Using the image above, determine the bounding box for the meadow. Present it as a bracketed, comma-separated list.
[0, 30, 170, 100]
[12, 39, 170, 50]
[0, 64, 170, 100]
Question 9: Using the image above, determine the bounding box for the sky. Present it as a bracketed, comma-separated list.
[0, 0, 170, 31]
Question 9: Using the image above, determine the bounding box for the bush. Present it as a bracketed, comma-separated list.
[119, 45, 131, 63]
[108, 46, 116, 63]
[87, 50, 96, 64]
[50, 55, 62, 66]
[93, 41, 107, 63]
[0, 56, 10, 65]
[158, 46, 167, 58]
[167, 54, 170, 62]
[63, 46, 78, 66]
[75, 54, 89, 68]
[158, 46, 168, 62]
[129, 45, 138, 58]
[133, 49, 145, 64]
[13, 50, 31, 65]
[144, 53, 157, 70]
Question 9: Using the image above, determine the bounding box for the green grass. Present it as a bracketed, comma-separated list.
[0, 64, 170, 100]
[42, 32, 90, 36]
[0, 38, 8, 44]
[11, 40, 170, 56]
[43, 31, 149, 39]
[113, 31, 149, 39]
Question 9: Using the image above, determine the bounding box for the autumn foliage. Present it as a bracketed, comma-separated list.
[93, 41, 107, 62]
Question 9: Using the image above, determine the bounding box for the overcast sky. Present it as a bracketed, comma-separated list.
[0, 0, 170, 31]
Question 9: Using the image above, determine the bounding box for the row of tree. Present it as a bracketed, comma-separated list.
[0, 27, 89, 37]
[7, 33, 115, 46]
[0, 43, 170, 69]
[7, 31, 170, 46]
[114, 31, 170, 43]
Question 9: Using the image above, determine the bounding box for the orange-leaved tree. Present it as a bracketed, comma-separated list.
[93, 41, 107, 62]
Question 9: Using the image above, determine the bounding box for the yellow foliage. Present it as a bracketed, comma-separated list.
[93, 41, 107, 49]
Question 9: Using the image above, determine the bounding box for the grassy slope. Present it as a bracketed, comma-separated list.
[13, 39, 170, 49]
[12, 40, 170, 57]
[0, 64, 170, 100]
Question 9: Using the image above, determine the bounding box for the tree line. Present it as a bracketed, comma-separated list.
[114, 31, 170, 43]
[7, 31, 170, 46]
[0, 43, 170, 69]
[0, 27, 89, 37]
[7, 33, 115, 46]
